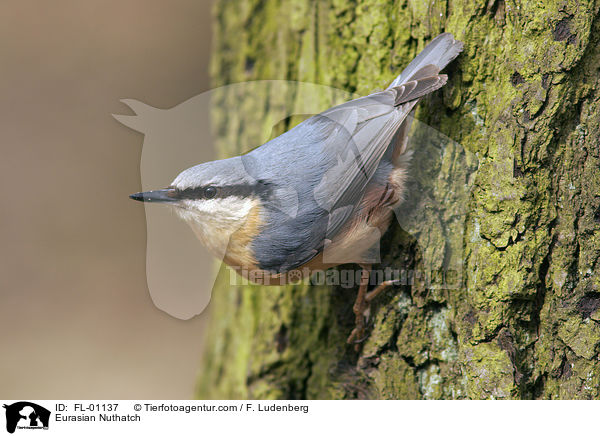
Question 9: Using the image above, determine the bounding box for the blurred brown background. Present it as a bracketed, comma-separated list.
[0, 0, 214, 398]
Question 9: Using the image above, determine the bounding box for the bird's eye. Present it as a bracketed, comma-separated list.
[204, 186, 217, 199]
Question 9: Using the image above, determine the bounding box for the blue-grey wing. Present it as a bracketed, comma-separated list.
[245, 76, 448, 273]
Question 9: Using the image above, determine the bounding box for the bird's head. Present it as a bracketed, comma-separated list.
[130, 156, 268, 256]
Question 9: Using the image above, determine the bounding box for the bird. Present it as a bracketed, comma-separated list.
[130, 33, 463, 348]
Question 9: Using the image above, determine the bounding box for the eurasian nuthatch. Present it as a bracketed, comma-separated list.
[130, 33, 463, 347]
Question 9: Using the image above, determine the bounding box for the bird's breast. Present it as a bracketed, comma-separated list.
[222, 201, 263, 270]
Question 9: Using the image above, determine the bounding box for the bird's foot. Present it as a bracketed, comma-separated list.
[346, 314, 368, 350]
[347, 277, 400, 351]
[365, 279, 401, 303]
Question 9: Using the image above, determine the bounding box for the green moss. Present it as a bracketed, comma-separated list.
[373, 353, 420, 399]
[558, 318, 600, 360]
[462, 343, 516, 399]
[198, 0, 600, 399]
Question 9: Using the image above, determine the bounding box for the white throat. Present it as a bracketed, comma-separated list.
[174, 196, 257, 258]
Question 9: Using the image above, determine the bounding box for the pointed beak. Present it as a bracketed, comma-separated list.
[129, 188, 179, 203]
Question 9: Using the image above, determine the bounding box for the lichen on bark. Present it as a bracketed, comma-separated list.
[196, 0, 600, 399]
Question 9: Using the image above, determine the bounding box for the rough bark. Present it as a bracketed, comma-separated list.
[196, 0, 600, 399]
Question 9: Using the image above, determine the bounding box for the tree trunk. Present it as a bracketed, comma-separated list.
[196, 0, 600, 399]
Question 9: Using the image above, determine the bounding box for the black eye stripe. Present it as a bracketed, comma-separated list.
[174, 181, 272, 200]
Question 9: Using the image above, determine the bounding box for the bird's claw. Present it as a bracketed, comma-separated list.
[348, 272, 400, 351]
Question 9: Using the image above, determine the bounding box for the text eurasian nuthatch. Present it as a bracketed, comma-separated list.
[130, 33, 463, 347]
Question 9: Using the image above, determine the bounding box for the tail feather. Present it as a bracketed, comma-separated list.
[388, 33, 463, 89]
[386, 33, 462, 168]
[392, 73, 448, 106]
